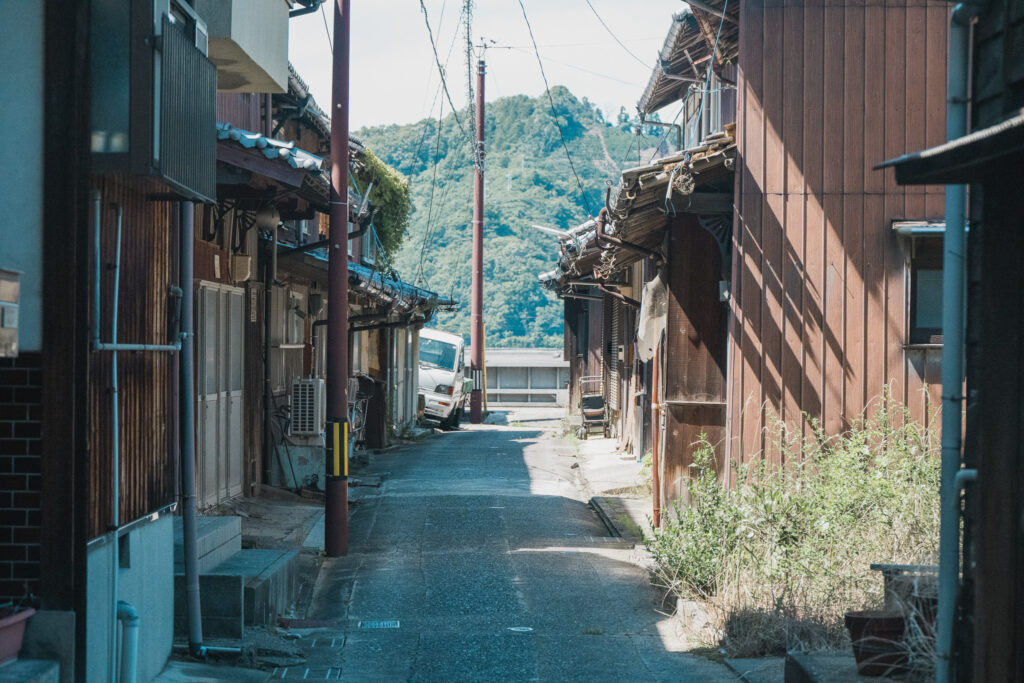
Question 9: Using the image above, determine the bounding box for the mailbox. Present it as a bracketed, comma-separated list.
[0, 269, 19, 358]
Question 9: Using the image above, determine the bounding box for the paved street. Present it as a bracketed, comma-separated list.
[286, 408, 736, 682]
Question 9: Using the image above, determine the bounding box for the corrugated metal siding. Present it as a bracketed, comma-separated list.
[88, 175, 178, 539]
[728, 0, 948, 464]
[160, 16, 216, 202]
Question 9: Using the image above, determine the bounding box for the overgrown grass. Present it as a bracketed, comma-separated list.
[645, 398, 940, 657]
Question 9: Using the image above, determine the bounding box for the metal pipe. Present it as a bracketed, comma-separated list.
[325, 0, 351, 557]
[559, 293, 604, 302]
[936, 5, 976, 680]
[109, 202, 123, 683]
[651, 344, 661, 528]
[116, 601, 139, 683]
[595, 283, 640, 309]
[271, 223, 279, 284]
[470, 57, 486, 424]
[178, 201, 205, 658]
[263, 237, 275, 489]
[93, 191, 101, 350]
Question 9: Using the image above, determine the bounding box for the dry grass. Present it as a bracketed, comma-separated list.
[646, 395, 941, 659]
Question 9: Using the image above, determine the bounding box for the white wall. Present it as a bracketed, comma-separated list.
[87, 516, 174, 682]
[0, 1, 44, 352]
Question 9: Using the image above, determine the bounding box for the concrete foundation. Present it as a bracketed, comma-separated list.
[86, 515, 173, 683]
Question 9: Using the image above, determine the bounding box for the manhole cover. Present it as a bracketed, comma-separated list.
[507, 627, 533, 632]
[358, 620, 400, 629]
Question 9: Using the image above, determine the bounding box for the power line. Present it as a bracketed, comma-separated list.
[419, 0, 479, 168]
[319, 2, 332, 53]
[516, 0, 595, 217]
[464, 0, 476, 147]
[489, 44, 645, 87]
[414, 98, 448, 286]
[584, 0, 650, 69]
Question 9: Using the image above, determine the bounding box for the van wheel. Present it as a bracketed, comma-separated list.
[453, 408, 462, 428]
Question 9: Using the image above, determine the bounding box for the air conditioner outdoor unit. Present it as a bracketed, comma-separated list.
[289, 378, 326, 436]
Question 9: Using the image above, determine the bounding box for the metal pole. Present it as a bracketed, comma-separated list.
[651, 343, 661, 529]
[178, 201, 204, 657]
[325, 0, 350, 557]
[469, 57, 485, 423]
[936, 5, 973, 680]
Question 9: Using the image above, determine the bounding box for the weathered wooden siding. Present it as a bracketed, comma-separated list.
[728, 0, 948, 463]
[88, 176, 178, 539]
[216, 93, 263, 132]
[663, 214, 729, 501]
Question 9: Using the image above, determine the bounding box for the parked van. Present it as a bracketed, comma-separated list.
[418, 328, 468, 429]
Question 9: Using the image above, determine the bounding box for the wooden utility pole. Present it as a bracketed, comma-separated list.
[469, 57, 485, 423]
[325, 0, 350, 556]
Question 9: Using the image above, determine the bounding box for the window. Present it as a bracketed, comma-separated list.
[909, 238, 944, 344]
[420, 338, 458, 371]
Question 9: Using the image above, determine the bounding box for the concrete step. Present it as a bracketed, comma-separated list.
[210, 549, 301, 628]
[173, 516, 242, 575]
[784, 651, 892, 683]
[173, 549, 300, 639]
[0, 659, 59, 683]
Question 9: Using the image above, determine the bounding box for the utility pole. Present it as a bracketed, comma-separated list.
[469, 56, 485, 423]
[325, 0, 350, 556]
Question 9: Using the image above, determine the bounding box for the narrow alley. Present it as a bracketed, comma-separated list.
[284, 409, 737, 681]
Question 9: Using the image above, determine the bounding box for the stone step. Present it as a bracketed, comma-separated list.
[173, 549, 300, 639]
[173, 516, 242, 575]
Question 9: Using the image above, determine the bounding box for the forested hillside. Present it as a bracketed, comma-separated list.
[356, 87, 664, 348]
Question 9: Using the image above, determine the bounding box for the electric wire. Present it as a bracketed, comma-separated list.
[584, 0, 650, 69]
[319, 2, 332, 53]
[516, 0, 595, 217]
[419, 0, 479, 167]
[414, 98, 447, 286]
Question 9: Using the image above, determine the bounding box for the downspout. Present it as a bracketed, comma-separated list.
[263, 229, 276, 486]
[109, 203, 123, 683]
[936, 4, 977, 681]
[651, 343, 661, 528]
[179, 201, 241, 659]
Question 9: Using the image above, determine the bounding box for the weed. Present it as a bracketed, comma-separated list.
[645, 397, 940, 658]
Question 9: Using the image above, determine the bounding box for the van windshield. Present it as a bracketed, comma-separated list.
[420, 338, 458, 371]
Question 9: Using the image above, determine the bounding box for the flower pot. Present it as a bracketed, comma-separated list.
[0, 607, 35, 665]
[844, 609, 909, 677]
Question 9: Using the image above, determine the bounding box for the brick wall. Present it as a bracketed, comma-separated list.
[0, 352, 42, 601]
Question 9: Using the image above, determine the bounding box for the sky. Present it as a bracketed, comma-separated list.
[288, 0, 685, 132]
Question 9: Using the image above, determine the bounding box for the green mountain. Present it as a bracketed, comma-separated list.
[355, 87, 664, 348]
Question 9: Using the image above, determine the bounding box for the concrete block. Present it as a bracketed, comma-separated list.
[173, 516, 241, 574]
[174, 574, 244, 639]
[20, 610, 74, 683]
[207, 549, 299, 627]
[0, 659, 59, 683]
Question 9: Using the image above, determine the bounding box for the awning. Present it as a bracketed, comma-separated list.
[216, 121, 331, 210]
[875, 109, 1024, 185]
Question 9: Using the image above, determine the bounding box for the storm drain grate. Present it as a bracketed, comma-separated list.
[358, 620, 400, 629]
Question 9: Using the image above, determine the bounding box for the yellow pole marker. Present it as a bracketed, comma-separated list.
[343, 421, 349, 477]
[482, 323, 488, 411]
[332, 421, 340, 477]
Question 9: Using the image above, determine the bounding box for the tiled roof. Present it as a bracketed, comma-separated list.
[216, 121, 326, 173]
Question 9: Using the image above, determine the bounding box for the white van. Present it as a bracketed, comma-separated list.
[418, 328, 468, 429]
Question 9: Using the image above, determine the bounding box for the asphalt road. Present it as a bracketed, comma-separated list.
[294, 408, 736, 682]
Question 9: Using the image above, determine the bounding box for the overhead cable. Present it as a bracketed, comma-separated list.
[516, 0, 596, 217]
[584, 0, 650, 69]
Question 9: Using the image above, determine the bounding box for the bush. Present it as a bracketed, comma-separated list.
[645, 397, 940, 656]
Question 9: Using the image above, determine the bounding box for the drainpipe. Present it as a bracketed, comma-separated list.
[109, 203, 123, 683]
[178, 200, 205, 658]
[116, 601, 139, 683]
[651, 343, 661, 528]
[264, 228, 277, 486]
[936, 4, 977, 681]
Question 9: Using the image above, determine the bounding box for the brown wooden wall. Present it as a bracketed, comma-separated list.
[88, 176, 179, 539]
[663, 214, 729, 501]
[217, 93, 263, 132]
[728, 0, 949, 463]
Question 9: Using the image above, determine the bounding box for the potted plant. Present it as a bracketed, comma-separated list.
[844, 610, 909, 677]
[0, 595, 36, 665]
